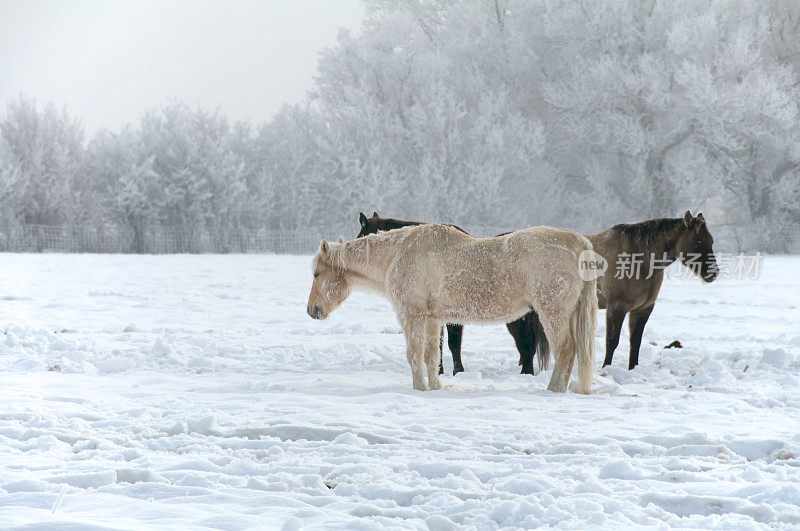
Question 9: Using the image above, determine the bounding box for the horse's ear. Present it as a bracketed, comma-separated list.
[320, 240, 329, 254]
[373, 211, 379, 218]
[683, 211, 692, 227]
[697, 212, 705, 223]
[359, 212, 367, 227]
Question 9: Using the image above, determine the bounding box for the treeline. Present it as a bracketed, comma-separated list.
[1, 0, 799, 252]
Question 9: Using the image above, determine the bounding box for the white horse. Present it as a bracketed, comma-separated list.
[307, 224, 597, 393]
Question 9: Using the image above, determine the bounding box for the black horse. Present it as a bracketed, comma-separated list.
[357, 212, 549, 375]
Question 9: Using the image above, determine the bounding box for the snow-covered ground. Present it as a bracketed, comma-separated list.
[0, 253, 798, 529]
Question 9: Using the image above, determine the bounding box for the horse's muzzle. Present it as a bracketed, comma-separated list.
[703, 261, 720, 283]
[307, 305, 323, 320]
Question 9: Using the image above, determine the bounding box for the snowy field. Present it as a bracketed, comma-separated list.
[0, 253, 798, 530]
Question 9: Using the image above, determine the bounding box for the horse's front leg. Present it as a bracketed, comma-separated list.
[400, 314, 427, 390]
[425, 319, 443, 390]
[603, 308, 626, 367]
[628, 305, 654, 370]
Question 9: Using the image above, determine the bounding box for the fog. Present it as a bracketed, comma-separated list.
[0, 0, 364, 134]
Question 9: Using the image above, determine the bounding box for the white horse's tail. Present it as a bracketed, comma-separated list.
[571, 275, 597, 394]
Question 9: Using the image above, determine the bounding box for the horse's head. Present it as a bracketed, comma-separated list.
[675, 211, 719, 283]
[357, 211, 383, 238]
[307, 239, 351, 320]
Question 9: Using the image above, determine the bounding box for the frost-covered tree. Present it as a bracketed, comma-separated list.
[0, 96, 85, 225]
[293, 0, 800, 238]
[539, 1, 795, 224]
[87, 128, 162, 252]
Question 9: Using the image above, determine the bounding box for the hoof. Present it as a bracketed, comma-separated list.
[412, 376, 428, 391]
[568, 381, 594, 395]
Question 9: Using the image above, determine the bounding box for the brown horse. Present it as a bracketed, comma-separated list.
[359, 211, 718, 372]
[590, 211, 719, 369]
[358, 212, 549, 376]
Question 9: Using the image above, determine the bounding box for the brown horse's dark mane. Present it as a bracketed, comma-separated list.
[374, 217, 421, 228]
[609, 217, 685, 248]
[364, 215, 467, 235]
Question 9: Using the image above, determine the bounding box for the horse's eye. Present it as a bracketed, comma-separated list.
[695, 240, 702, 247]
[313, 272, 320, 278]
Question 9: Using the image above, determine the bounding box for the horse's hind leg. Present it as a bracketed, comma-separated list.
[400, 314, 427, 391]
[547, 335, 575, 393]
[438, 326, 444, 375]
[425, 319, 443, 390]
[537, 311, 571, 392]
[506, 315, 535, 375]
[446, 324, 464, 375]
[537, 304, 576, 393]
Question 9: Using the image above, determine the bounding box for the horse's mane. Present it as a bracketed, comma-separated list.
[368, 216, 468, 235]
[375, 217, 421, 229]
[310, 248, 323, 272]
[609, 218, 685, 247]
[318, 223, 470, 276]
[312, 241, 347, 273]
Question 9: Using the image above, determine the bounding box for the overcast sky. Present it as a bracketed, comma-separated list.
[0, 0, 364, 135]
